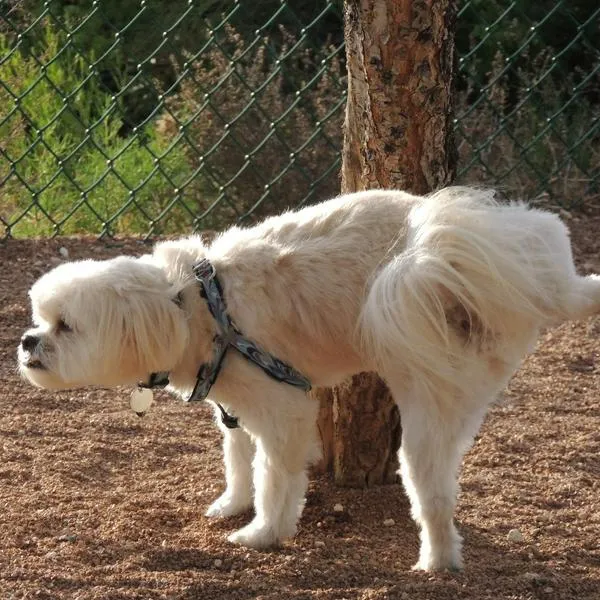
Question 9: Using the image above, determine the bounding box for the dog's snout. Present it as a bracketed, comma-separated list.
[21, 333, 40, 352]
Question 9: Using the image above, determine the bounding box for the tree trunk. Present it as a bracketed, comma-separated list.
[313, 0, 457, 485]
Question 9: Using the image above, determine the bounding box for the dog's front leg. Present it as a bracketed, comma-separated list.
[226, 439, 308, 548]
[227, 395, 320, 549]
[205, 413, 254, 518]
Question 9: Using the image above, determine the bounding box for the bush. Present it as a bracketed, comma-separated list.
[1, 1, 598, 238]
[456, 0, 599, 107]
[156, 23, 346, 229]
[455, 48, 600, 206]
[0, 20, 191, 236]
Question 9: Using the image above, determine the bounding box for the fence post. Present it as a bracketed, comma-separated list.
[314, 0, 458, 486]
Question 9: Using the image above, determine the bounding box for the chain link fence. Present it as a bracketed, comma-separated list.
[1, 0, 598, 238]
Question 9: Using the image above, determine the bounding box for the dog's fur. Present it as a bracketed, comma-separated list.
[18, 187, 600, 571]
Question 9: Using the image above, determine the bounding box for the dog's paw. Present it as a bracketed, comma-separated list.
[412, 549, 463, 572]
[227, 521, 284, 549]
[205, 493, 252, 518]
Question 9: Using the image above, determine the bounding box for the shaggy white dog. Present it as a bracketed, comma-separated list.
[18, 187, 600, 571]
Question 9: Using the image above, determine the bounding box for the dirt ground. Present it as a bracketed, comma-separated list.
[1, 208, 599, 600]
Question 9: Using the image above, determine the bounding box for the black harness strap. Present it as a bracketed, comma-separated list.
[142, 258, 312, 430]
[189, 259, 312, 399]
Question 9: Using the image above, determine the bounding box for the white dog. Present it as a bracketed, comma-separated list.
[18, 187, 600, 571]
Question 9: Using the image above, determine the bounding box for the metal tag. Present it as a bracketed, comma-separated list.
[130, 387, 153, 417]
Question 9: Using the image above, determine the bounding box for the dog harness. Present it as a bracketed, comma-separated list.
[140, 258, 312, 428]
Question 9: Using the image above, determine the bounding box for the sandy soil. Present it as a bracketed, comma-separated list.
[0, 209, 599, 599]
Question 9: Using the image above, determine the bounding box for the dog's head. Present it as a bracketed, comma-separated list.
[18, 256, 189, 390]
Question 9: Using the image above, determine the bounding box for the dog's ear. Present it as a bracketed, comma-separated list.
[119, 282, 189, 373]
[132, 254, 185, 308]
[103, 257, 164, 297]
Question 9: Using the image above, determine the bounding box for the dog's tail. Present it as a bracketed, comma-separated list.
[359, 187, 600, 397]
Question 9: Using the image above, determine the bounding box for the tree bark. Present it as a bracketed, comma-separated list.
[313, 0, 457, 485]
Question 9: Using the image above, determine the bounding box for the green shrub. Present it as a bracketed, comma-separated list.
[0, 20, 192, 236]
[1, 1, 598, 238]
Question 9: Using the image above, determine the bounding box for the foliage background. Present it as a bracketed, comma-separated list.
[0, 0, 598, 237]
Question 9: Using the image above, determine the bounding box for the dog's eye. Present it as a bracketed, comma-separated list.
[56, 318, 72, 333]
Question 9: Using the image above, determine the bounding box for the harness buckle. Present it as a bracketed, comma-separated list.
[193, 258, 216, 282]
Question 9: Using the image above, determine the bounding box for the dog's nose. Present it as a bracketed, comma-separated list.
[21, 334, 40, 353]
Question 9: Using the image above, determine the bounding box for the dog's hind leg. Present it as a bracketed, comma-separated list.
[205, 415, 254, 518]
[390, 382, 489, 572]
[227, 392, 321, 549]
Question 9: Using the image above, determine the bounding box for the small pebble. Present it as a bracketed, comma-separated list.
[333, 503, 344, 513]
[314, 540, 325, 548]
[57, 533, 77, 543]
[59, 247, 69, 258]
[214, 558, 223, 568]
[543, 587, 553, 594]
[383, 518, 395, 527]
[507, 528, 524, 543]
[523, 572, 545, 585]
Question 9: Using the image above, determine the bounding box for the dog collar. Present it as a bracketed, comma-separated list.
[140, 258, 311, 428]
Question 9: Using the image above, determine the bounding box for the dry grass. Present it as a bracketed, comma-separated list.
[455, 50, 600, 207]
[156, 24, 345, 228]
